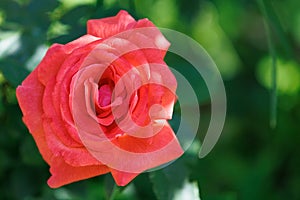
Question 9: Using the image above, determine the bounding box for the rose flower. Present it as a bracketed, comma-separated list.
[16, 10, 183, 187]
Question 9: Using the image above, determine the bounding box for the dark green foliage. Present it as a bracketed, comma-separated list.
[0, 0, 300, 199]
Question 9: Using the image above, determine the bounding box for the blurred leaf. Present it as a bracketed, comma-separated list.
[257, 0, 293, 58]
[213, 0, 244, 39]
[53, 188, 75, 200]
[10, 168, 37, 199]
[149, 170, 170, 200]
[0, 31, 22, 59]
[13, 0, 30, 6]
[60, 0, 96, 9]
[206, 193, 238, 200]
[175, 0, 200, 22]
[135, 0, 177, 27]
[257, 0, 278, 128]
[104, 175, 133, 200]
[149, 158, 187, 200]
[0, 10, 5, 25]
[3, 84, 17, 104]
[105, 175, 118, 200]
[20, 136, 45, 166]
[0, 149, 12, 177]
[0, 58, 29, 87]
[173, 180, 200, 200]
[256, 56, 300, 95]
[47, 21, 70, 40]
[133, 173, 157, 200]
[25, 44, 48, 71]
[191, 1, 241, 80]
[51, 5, 92, 44]
[165, 52, 210, 104]
[0, 87, 4, 116]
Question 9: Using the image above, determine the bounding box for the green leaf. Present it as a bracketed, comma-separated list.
[0, 31, 22, 59]
[149, 158, 189, 200]
[173, 180, 201, 200]
[105, 175, 119, 200]
[25, 44, 48, 71]
[0, 58, 29, 87]
[149, 170, 170, 200]
[20, 135, 45, 166]
[257, 0, 293, 58]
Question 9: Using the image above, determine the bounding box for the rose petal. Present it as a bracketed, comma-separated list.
[57, 43, 100, 143]
[79, 122, 183, 173]
[16, 69, 53, 164]
[64, 34, 101, 51]
[43, 78, 102, 166]
[18, 11, 182, 188]
[43, 78, 82, 147]
[47, 156, 109, 188]
[37, 44, 67, 86]
[38, 35, 99, 86]
[112, 123, 178, 153]
[43, 116, 102, 167]
[134, 19, 170, 57]
[87, 10, 136, 39]
[110, 168, 139, 186]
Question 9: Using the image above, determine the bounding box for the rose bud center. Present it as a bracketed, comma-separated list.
[98, 84, 112, 107]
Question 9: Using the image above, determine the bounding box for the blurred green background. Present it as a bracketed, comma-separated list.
[0, 0, 300, 199]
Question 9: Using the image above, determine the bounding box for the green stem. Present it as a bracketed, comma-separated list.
[108, 184, 119, 200]
[257, 0, 277, 128]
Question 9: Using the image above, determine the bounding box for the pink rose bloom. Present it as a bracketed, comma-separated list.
[16, 10, 183, 188]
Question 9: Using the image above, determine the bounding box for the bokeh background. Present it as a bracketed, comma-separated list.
[0, 0, 300, 199]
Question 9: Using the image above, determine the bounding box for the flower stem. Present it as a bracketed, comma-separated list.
[257, 0, 277, 128]
[108, 184, 119, 200]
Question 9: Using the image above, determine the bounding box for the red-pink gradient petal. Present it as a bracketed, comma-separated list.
[16, 69, 53, 164]
[76, 117, 183, 173]
[47, 156, 109, 188]
[18, 11, 182, 188]
[133, 18, 170, 58]
[37, 44, 67, 86]
[38, 35, 99, 86]
[43, 78, 102, 166]
[64, 34, 101, 51]
[111, 123, 179, 153]
[110, 168, 139, 186]
[87, 10, 136, 39]
[43, 117, 102, 167]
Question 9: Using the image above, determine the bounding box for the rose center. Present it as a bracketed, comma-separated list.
[98, 84, 112, 107]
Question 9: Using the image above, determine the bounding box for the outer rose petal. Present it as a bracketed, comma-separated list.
[38, 35, 100, 86]
[87, 10, 136, 38]
[48, 156, 109, 188]
[37, 44, 67, 86]
[133, 19, 170, 58]
[16, 69, 53, 164]
[43, 117, 102, 167]
[110, 168, 139, 186]
[42, 41, 106, 166]
[64, 34, 101, 51]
